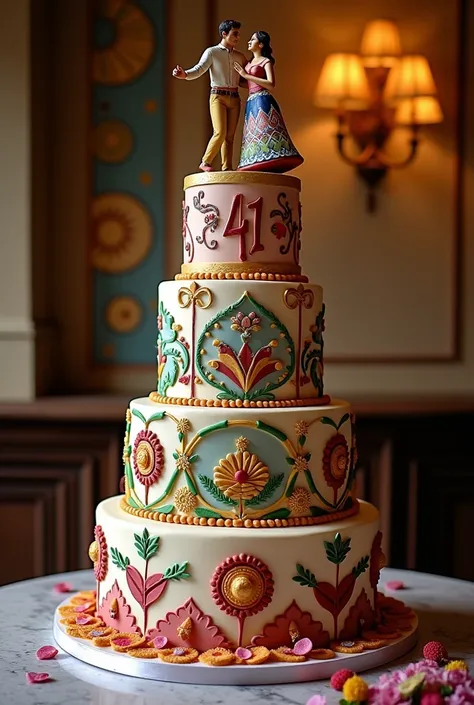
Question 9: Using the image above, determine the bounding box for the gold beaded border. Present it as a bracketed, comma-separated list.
[175, 271, 308, 282]
[180, 262, 301, 276]
[120, 496, 359, 529]
[183, 171, 301, 191]
[148, 392, 332, 408]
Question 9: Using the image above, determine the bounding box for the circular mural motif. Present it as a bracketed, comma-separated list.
[105, 295, 143, 333]
[91, 192, 153, 273]
[95, 120, 134, 163]
[93, 0, 155, 85]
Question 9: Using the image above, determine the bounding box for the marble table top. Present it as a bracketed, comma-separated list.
[1, 568, 474, 705]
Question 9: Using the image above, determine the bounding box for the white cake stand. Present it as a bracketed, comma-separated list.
[53, 600, 418, 686]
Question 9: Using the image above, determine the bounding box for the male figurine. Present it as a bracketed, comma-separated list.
[172, 20, 246, 172]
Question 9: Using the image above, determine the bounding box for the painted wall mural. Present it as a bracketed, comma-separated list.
[90, 0, 166, 364]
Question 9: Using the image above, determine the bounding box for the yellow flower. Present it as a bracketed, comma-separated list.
[176, 452, 191, 472]
[235, 436, 249, 452]
[176, 418, 191, 435]
[445, 660, 469, 672]
[294, 455, 310, 473]
[295, 421, 309, 437]
[174, 487, 197, 514]
[343, 675, 369, 703]
[288, 487, 311, 514]
[214, 451, 269, 500]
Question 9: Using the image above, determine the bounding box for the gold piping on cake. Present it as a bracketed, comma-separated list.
[183, 171, 300, 190]
[175, 272, 308, 282]
[147, 392, 332, 408]
[180, 262, 301, 276]
[119, 496, 359, 528]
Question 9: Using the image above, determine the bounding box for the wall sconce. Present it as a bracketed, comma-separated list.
[315, 19, 443, 212]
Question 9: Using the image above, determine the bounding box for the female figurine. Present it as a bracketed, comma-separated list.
[234, 31, 303, 173]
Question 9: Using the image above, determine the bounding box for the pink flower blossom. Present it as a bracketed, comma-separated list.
[306, 695, 327, 705]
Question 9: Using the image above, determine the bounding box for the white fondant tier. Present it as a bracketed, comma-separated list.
[122, 397, 356, 524]
[95, 496, 381, 648]
[156, 280, 325, 403]
[182, 172, 302, 275]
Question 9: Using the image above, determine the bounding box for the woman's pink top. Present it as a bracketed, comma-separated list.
[246, 58, 270, 95]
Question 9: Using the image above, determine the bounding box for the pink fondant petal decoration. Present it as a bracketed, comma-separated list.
[339, 588, 376, 640]
[147, 597, 231, 649]
[26, 672, 51, 684]
[152, 636, 168, 648]
[236, 647, 252, 660]
[252, 600, 330, 649]
[385, 580, 405, 591]
[96, 580, 141, 634]
[293, 637, 313, 655]
[35, 646, 58, 661]
[53, 582, 73, 593]
[74, 603, 94, 613]
[76, 616, 93, 625]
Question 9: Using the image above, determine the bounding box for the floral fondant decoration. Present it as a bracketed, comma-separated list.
[97, 580, 141, 634]
[288, 487, 311, 514]
[133, 429, 164, 504]
[147, 597, 231, 649]
[89, 525, 108, 603]
[174, 486, 198, 514]
[214, 438, 269, 516]
[339, 588, 375, 640]
[252, 599, 329, 649]
[211, 554, 274, 646]
[230, 311, 261, 337]
[322, 433, 349, 503]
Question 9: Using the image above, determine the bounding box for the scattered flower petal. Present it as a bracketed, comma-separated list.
[152, 636, 168, 649]
[36, 646, 58, 661]
[385, 580, 405, 591]
[74, 603, 94, 613]
[26, 672, 51, 684]
[53, 582, 73, 593]
[235, 647, 252, 660]
[293, 637, 313, 655]
[76, 616, 93, 625]
[306, 696, 327, 705]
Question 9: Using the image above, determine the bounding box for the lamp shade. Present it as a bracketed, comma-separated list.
[395, 96, 443, 125]
[315, 53, 370, 110]
[361, 19, 402, 67]
[385, 55, 438, 99]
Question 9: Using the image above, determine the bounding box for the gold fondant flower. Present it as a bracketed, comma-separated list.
[132, 430, 163, 487]
[295, 421, 309, 437]
[293, 455, 310, 473]
[174, 487, 197, 514]
[176, 452, 191, 473]
[176, 418, 191, 435]
[214, 451, 269, 500]
[288, 487, 311, 514]
[235, 436, 249, 452]
[211, 554, 274, 618]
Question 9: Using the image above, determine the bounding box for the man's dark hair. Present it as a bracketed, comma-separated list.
[218, 19, 240, 37]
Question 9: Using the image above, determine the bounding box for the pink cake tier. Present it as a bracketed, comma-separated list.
[181, 172, 303, 278]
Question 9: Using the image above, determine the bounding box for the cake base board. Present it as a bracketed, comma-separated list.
[53, 603, 418, 686]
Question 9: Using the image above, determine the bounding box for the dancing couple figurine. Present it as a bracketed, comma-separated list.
[172, 19, 303, 174]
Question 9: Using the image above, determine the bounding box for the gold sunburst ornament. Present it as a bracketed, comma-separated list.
[214, 438, 269, 516]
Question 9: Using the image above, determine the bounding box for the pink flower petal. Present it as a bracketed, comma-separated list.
[26, 672, 51, 684]
[74, 603, 93, 613]
[236, 647, 252, 660]
[76, 616, 93, 625]
[293, 638, 313, 655]
[385, 580, 405, 591]
[112, 637, 132, 647]
[53, 582, 73, 593]
[36, 646, 58, 661]
[152, 636, 168, 649]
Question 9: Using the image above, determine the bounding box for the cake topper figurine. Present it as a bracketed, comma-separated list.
[234, 31, 303, 173]
[172, 20, 246, 172]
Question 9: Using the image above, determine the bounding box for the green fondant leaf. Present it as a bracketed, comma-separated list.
[145, 535, 160, 561]
[155, 504, 174, 514]
[198, 421, 229, 437]
[163, 561, 191, 581]
[188, 454, 199, 464]
[261, 507, 291, 520]
[124, 461, 134, 491]
[309, 505, 329, 517]
[319, 416, 338, 429]
[285, 472, 298, 498]
[337, 413, 350, 430]
[292, 563, 317, 588]
[245, 473, 284, 507]
[194, 507, 223, 519]
[198, 474, 238, 506]
[132, 408, 147, 425]
[352, 555, 369, 577]
[110, 547, 130, 571]
[184, 469, 198, 495]
[255, 420, 287, 441]
[324, 533, 351, 565]
[145, 412, 166, 427]
[173, 451, 179, 460]
[298, 434, 306, 446]
[178, 432, 184, 443]
[286, 457, 296, 465]
[304, 469, 317, 494]
[128, 497, 140, 509]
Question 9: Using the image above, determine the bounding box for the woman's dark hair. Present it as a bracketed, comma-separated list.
[219, 20, 241, 37]
[256, 31, 275, 64]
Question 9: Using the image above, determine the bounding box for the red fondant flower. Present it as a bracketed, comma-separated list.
[211, 554, 274, 618]
[132, 430, 163, 487]
[322, 433, 349, 491]
[271, 222, 287, 240]
[93, 525, 108, 582]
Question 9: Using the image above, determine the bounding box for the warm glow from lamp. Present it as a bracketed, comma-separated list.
[395, 96, 443, 125]
[315, 53, 370, 110]
[385, 55, 438, 99]
[360, 19, 402, 67]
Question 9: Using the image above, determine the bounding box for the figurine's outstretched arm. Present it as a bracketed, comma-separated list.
[172, 47, 213, 80]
